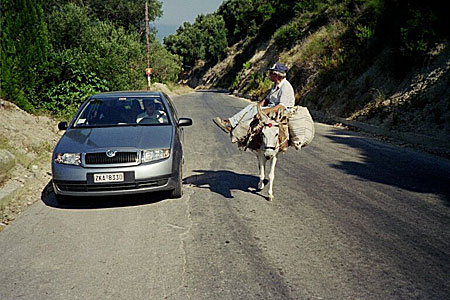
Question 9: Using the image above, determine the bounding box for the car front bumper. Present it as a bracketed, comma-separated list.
[52, 158, 177, 196]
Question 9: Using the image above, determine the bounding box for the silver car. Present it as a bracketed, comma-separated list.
[52, 91, 192, 201]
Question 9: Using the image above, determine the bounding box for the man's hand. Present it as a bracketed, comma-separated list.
[262, 104, 285, 115]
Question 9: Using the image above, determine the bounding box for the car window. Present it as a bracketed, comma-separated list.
[135, 98, 170, 125]
[163, 93, 179, 123]
[73, 97, 170, 127]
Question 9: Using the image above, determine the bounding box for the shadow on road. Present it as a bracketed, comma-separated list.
[41, 181, 167, 209]
[183, 169, 267, 200]
[325, 129, 450, 204]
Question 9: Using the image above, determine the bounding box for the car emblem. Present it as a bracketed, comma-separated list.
[106, 150, 117, 158]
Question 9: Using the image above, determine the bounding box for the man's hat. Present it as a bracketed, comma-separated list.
[266, 63, 288, 74]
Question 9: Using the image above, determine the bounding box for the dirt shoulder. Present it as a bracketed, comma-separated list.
[0, 99, 61, 231]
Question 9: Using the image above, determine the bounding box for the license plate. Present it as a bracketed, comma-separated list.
[94, 173, 124, 183]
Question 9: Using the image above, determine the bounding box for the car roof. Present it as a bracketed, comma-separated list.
[90, 91, 165, 99]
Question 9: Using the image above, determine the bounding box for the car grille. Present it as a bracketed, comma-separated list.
[85, 152, 138, 165]
[55, 178, 169, 192]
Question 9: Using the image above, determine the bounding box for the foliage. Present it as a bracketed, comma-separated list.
[294, 0, 322, 13]
[41, 3, 148, 113]
[274, 20, 305, 49]
[148, 41, 182, 83]
[216, 0, 294, 45]
[247, 72, 273, 100]
[355, 25, 374, 45]
[82, 21, 146, 90]
[46, 2, 91, 51]
[399, 8, 437, 57]
[2, 0, 449, 117]
[164, 14, 228, 68]
[44, 0, 163, 32]
[218, 0, 257, 44]
[369, 0, 448, 73]
[1, 0, 181, 115]
[1, 0, 51, 112]
[43, 51, 110, 112]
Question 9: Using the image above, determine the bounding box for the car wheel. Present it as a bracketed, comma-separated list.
[169, 164, 183, 198]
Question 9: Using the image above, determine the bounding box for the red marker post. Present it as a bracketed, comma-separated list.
[145, 67, 152, 90]
[145, 1, 151, 90]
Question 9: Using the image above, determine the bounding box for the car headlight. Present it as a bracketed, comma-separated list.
[55, 153, 81, 165]
[142, 149, 170, 163]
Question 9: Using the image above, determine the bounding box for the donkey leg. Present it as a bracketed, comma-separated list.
[257, 152, 266, 190]
[267, 155, 278, 201]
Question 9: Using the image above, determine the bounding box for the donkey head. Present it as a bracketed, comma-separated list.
[257, 104, 283, 160]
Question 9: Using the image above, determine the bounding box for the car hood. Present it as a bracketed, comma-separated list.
[55, 126, 173, 152]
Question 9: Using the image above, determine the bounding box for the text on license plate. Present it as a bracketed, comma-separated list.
[94, 173, 124, 183]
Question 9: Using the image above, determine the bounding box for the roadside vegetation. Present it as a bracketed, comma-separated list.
[1, 0, 180, 118]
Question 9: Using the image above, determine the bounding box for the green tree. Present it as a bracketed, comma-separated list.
[84, 0, 163, 32]
[197, 14, 228, 64]
[44, 0, 163, 32]
[164, 22, 202, 68]
[44, 3, 149, 111]
[217, 0, 255, 44]
[1, 0, 51, 111]
[164, 14, 227, 68]
[148, 41, 182, 82]
[46, 2, 91, 51]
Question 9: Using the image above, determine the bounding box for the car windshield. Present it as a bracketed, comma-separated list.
[73, 97, 170, 127]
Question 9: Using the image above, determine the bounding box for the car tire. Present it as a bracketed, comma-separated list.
[169, 164, 183, 199]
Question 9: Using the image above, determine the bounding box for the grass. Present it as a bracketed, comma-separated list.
[279, 21, 346, 71]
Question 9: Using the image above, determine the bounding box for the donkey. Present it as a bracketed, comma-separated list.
[247, 105, 288, 201]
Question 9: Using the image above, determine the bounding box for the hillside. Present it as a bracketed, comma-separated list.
[182, 0, 450, 156]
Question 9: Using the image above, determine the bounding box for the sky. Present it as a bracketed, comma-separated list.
[152, 0, 224, 42]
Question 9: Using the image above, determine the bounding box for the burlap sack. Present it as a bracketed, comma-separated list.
[288, 106, 315, 150]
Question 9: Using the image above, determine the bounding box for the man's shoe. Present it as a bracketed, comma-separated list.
[213, 117, 232, 133]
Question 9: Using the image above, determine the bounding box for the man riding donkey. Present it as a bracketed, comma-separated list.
[214, 63, 294, 139]
[213, 63, 301, 201]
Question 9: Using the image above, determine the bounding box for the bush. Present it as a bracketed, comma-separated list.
[399, 8, 438, 58]
[44, 3, 149, 113]
[44, 70, 109, 112]
[274, 21, 304, 49]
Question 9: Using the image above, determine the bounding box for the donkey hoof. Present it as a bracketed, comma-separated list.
[258, 182, 265, 190]
[267, 195, 274, 201]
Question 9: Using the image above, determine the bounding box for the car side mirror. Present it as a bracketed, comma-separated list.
[178, 118, 192, 127]
[58, 121, 68, 131]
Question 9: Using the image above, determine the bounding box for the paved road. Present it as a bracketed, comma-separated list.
[1, 91, 449, 299]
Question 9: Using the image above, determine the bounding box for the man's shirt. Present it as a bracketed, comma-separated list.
[266, 78, 295, 108]
[136, 110, 168, 124]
